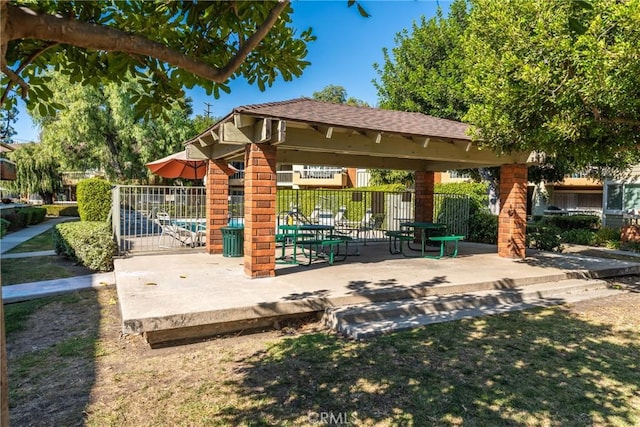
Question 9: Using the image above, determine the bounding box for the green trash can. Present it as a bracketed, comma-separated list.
[221, 226, 244, 257]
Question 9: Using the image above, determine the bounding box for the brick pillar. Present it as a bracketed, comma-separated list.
[205, 161, 229, 254]
[415, 171, 435, 222]
[498, 164, 528, 258]
[244, 143, 277, 278]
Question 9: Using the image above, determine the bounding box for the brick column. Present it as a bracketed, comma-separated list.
[205, 161, 229, 254]
[415, 171, 435, 223]
[498, 164, 528, 258]
[244, 143, 277, 278]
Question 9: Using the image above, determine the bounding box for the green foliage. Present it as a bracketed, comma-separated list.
[0, 218, 9, 238]
[24, 207, 47, 225]
[539, 215, 601, 232]
[77, 178, 112, 222]
[6, 143, 62, 204]
[464, 0, 640, 173]
[435, 182, 488, 211]
[42, 204, 79, 217]
[467, 209, 497, 244]
[527, 224, 564, 252]
[560, 229, 596, 246]
[53, 221, 116, 271]
[34, 72, 195, 182]
[311, 85, 370, 107]
[4, 2, 315, 120]
[374, 0, 470, 120]
[368, 170, 414, 187]
[593, 227, 622, 249]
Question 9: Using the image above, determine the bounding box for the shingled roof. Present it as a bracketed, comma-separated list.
[232, 98, 471, 141]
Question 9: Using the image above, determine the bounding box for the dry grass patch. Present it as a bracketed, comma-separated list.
[5, 276, 640, 426]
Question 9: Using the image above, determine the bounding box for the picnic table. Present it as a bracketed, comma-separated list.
[276, 224, 351, 265]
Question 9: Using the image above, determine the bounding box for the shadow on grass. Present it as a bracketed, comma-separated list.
[219, 307, 640, 425]
[5, 289, 101, 426]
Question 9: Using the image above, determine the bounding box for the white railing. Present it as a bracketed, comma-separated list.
[277, 170, 294, 184]
[299, 168, 344, 179]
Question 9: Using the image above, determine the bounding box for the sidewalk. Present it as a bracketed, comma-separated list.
[1, 216, 116, 303]
[0, 216, 76, 254]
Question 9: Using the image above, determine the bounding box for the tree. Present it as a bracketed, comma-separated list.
[374, 0, 470, 121]
[0, 102, 17, 143]
[312, 84, 369, 106]
[1, 1, 315, 119]
[372, 0, 473, 191]
[33, 71, 195, 182]
[464, 0, 640, 173]
[6, 143, 62, 204]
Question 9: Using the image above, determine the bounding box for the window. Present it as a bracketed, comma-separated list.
[605, 182, 640, 212]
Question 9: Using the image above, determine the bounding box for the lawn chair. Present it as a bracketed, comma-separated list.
[358, 209, 385, 242]
[155, 211, 204, 248]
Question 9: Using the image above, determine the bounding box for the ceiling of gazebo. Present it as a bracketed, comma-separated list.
[184, 98, 533, 171]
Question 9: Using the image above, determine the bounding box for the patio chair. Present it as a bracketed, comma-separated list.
[357, 209, 385, 242]
[155, 211, 204, 248]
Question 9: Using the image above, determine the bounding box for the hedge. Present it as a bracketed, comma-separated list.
[539, 214, 601, 231]
[53, 221, 116, 271]
[0, 207, 47, 232]
[77, 178, 112, 221]
[0, 218, 9, 238]
[42, 204, 79, 217]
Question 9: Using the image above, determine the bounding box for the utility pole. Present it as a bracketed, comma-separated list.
[204, 102, 213, 118]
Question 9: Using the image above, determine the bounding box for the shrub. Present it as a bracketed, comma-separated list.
[560, 229, 596, 246]
[594, 227, 622, 249]
[467, 209, 497, 244]
[0, 218, 9, 238]
[53, 221, 116, 271]
[435, 182, 488, 212]
[24, 207, 47, 225]
[77, 178, 112, 221]
[42, 204, 79, 217]
[0, 209, 28, 231]
[527, 223, 563, 252]
[539, 214, 600, 231]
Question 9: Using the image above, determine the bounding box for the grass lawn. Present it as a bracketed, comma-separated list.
[5, 282, 640, 426]
[5, 229, 55, 253]
[1, 255, 93, 286]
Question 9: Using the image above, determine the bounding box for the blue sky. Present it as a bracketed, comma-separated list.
[14, 0, 451, 142]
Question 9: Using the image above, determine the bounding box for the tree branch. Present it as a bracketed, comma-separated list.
[4, 1, 289, 84]
[577, 91, 640, 127]
[1, 42, 59, 105]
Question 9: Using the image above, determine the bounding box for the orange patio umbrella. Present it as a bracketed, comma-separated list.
[146, 150, 208, 179]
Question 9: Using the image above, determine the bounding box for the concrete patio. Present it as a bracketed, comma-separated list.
[114, 242, 640, 346]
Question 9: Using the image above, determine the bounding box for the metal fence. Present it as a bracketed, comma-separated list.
[113, 186, 470, 254]
[112, 185, 206, 254]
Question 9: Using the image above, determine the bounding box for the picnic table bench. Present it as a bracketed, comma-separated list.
[428, 235, 465, 258]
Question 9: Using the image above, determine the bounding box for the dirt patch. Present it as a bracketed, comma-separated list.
[6, 274, 640, 426]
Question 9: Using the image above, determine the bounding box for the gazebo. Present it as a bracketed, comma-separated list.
[185, 98, 533, 278]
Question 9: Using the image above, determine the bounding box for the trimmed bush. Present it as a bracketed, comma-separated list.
[0, 218, 9, 238]
[539, 214, 600, 231]
[77, 178, 112, 221]
[560, 229, 596, 246]
[53, 221, 116, 271]
[0, 209, 28, 231]
[42, 204, 79, 217]
[527, 223, 563, 252]
[25, 207, 47, 225]
[468, 209, 498, 244]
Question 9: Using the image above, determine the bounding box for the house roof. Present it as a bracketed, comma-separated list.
[185, 98, 532, 171]
[232, 98, 471, 141]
